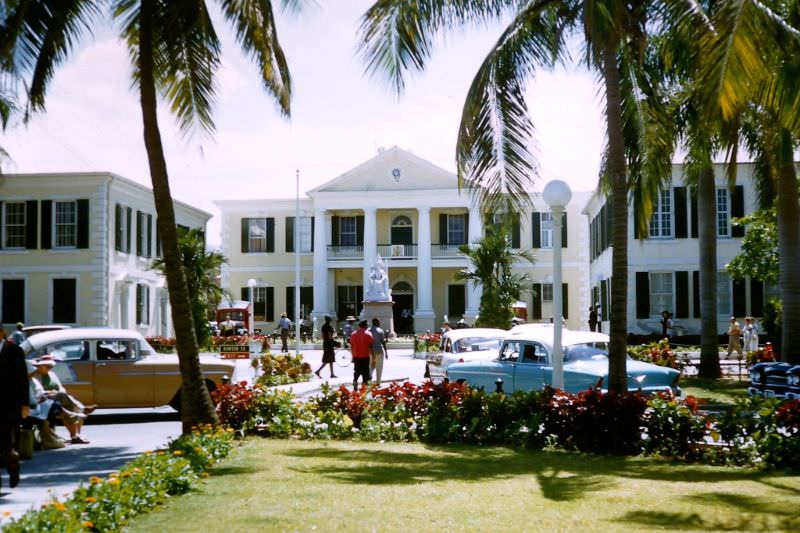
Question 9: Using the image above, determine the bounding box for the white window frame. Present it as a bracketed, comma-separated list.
[717, 271, 732, 316]
[339, 216, 357, 247]
[253, 286, 268, 322]
[542, 283, 554, 302]
[648, 189, 672, 239]
[716, 188, 730, 237]
[248, 218, 268, 253]
[541, 212, 554, 249]
[448, 214, 466, 245]
[3, 201, 26, 249]
[297, 216, 313, 253]
[54, 200, 78, 249]
[649, 272, 674, 317]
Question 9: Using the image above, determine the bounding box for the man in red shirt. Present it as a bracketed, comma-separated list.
[350, 320, 374, 389]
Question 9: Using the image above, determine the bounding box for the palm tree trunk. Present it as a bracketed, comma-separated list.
[777, 129, 800, 364]
[139, 0, 218, 432]
[697, 166, 721, 377]
[602, 41, 629, 393]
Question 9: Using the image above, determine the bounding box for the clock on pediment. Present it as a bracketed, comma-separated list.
[391, 167, 403, 183]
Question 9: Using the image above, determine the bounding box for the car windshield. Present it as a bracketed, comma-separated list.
[563, 342, 609, 362]
[453, 337, 504, 353]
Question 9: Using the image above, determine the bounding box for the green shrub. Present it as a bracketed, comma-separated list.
[248, 388, 300, 437]
[253, 353, 312, 387]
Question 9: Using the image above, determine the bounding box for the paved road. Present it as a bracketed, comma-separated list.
[0, 348, 426, 524]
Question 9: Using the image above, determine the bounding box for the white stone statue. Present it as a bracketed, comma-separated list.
[365, 255, 392, 302]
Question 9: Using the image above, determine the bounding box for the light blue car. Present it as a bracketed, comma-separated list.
[445, 326, 681, 395]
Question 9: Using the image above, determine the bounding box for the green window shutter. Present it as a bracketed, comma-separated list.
[125, 207, 132, 253]
[241, 218, 249, 253]
[690, 190, 698, 238]
[439, 214, 448, 244]
[675, 271, 689, 318]
[266, 218, 275, 253]
[532, 283, 542, 320]
[286, 286, 295, 321]
[635, 272, 650, 319]
[674, 187, 688, 238]
[310, 217, 315, 250]
[356, 216, 364, 246]
[115, 204, 123, 252]
[464, 213, 469, 244]
[731, 186, 745, 237]
[561, 212, 568, 248]
[633, 200, 641, 239]
[146, 214, 153, 257]
[511, 215, 520, 249]
[136, 210, 144, 256]
[562, 283, 569, 319]
[286, 216, 295, 253]
[241, 287, 248, 301]
[41, 200, 52, 249]
[76, 199, 90, 249]
[26, 200, 39, 249]
[693, 271, 701, 318]
[266, 287, 275, 322]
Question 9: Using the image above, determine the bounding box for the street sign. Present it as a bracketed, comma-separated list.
[219, 344, 250, 359]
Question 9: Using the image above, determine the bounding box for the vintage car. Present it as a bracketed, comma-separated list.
[445, 326, 682, 395]
[748, 362, 800, 399]
[21, 327, 235, 411]
[22, 324, 72, 337]
[426, 328, 508, 380]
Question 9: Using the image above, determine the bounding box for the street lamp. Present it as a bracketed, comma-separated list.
[543, 179, 572, 390]
[247, 278, 257, 335]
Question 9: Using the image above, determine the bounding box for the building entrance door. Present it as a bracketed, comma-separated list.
[392, 294, 414, 334]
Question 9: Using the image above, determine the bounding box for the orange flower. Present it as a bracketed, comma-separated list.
[89, 476, 103, 485]
[83, 521, 94, 528]
[108, 478, 120, 486]
[54, 502, 67, 512]
[84, 497, 97, 503]
[172, 450, 183, 456]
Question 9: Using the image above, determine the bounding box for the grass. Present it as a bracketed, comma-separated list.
[129, 439, 800, 532]
[682, 376, 750, 405]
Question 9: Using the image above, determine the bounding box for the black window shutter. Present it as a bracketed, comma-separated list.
[690, 190, 698, 238]
[286, 216, 295, 253]
[25, 200, 38, 249]
[531, 212, 541, 248]
[751, 280, 764, 316]
[286, 286, 294, 321]
[692, 271, 701, 318]
[532, 283, 542, 320]
[41, 200, 52, 249]
[77, 199, 89, 249]
[605, 200, 613, 247]
[115, 204, 123, 252]
[599, 205, 606, 250]
[511, 215, 520, 248]
[562, 283, 569, 319]
[241, 287, 248, 301]
[0, 201, 3, 249]
[136, 210, 144, 256]
[731, 185, 745, 237]
[156, 220, 162, 257]
[310, 217, 315, 250]
[633, 201, 641, 239]
[266, 287, 275, 322]
[674, 187, 688, 238]
[561, 212, 568, 248]
[733, 278, 747, 317]
[636, 272, 650, 319]
[464, 213, 469, 244]
[439, 214, 448, 244]
[675, 271, 689, 318]
[356, 215, 364, 246]
[125, 207, 132, 253]
[331, 216, 340, 246]
[266, 217, 275, 252]
[241, 218, 249, 253]
[146, 214, 153, 257]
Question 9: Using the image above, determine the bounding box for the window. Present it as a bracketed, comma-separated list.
[718, 271, 732, 315]
[4, 202, 26, 248]
[251, 286, 271, 322]
[52, 278, 77, 323]
[649, 272, 673, 316]
[716, 189, 730, 237]
[540, 212, 553, 248]
[339, 216, 357, 247]
[249, 218, 268, 252]
[447, 284, 466, 318]
[96, 340, 136, 361]
[136, 283, 150, 325]
[649, 189, 672, 238]
[1, 279, 25, 323]
[115, 204, 132, 253]
[541, 283, 553, 302]
[337, 285, 362, 318]
[136, 211, 153, 257]
[447, 214, 466, 245]
[287, 216, 313, 252]
[54, 201, 77, 248]
[49, 341, 88, 362]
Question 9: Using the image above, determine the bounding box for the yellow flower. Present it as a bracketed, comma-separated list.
[54, 502, 67, 512]
[194, 447, 203, 453]
[84, 497, 97, 503]
[108, 478, 120, 486]
[173, 450, 183, 456]
[89, 476, 103, 485]
[83, 521, 94, 528]
[132, 467, 142, 474]
[2, 511, 11, 517]
[201, 472, 209, 478]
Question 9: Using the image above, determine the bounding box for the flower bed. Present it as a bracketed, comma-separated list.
[4, 425, 235, 532]
[628, 339, 679, 368]
[251, 353, 312, 387]
[413, 332, 441, 358]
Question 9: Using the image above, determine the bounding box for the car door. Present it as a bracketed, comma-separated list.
[490, 340, 521, 390]
[47, 340, 94, 405]
[93, 339, 154, 407]
[512, 342, 547, 392]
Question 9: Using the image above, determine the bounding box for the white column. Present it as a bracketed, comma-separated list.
[312, 208, 329, 320]
[362, 207, 378, 290]
[465, 207, 483, 320]
[415, 207, 435, 330]
[551, 205, 565, 389]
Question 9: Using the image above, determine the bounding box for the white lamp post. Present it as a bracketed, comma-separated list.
[247, 278, 257, 335]
[295, 170, 301, 357]
[543, 179, 572, 390]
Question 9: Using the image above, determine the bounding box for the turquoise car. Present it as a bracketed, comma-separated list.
[445, 326, 681, 395]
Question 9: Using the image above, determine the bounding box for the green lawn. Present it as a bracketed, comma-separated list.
[129, 439, 800, 532]
[681, 376, 749, 405]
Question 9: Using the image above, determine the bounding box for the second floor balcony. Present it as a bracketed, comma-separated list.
[327, 243, 466, 261]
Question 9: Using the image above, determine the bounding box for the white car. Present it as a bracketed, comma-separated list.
[426, 328, 508, 380]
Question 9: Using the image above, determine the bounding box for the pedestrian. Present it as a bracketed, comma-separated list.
[0, 325, 30, 491]
[441, 322, 452, 334]
[350, 320, 373, 390]
[588, 306, 598, 332]
[743, 316, 759, 353]
[727, 316, 743, 359]
[278, 312, 292, 353]
[369, 318, 388, 384]
[9, 322, 26, 345]
[660, 310, 671, 339]
[315, 316, 337, 379]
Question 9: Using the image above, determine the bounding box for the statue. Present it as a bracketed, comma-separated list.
[365, 255, 391, 301]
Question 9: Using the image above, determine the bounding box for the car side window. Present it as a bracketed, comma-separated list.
[499, 341, 520, 362]
[444, 339, 452, 353]
[96, 340, 137, 361]
[521, 343, 546, 364]
[49, 341, 89, 361]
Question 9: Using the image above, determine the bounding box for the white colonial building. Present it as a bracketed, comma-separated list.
[0, 172, 210, 336]
[216, 147, 592, 334]
[583, 162, 769, 335]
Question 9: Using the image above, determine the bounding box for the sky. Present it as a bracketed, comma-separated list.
[1, 2, 606, 247]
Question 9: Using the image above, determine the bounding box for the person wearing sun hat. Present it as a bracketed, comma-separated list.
[9, 322, 26, 345]
[278, 312, 292, 353]
[30, 355, 95, 444]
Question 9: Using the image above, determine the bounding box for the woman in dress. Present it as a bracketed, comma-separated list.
[29, 355, 94, 444]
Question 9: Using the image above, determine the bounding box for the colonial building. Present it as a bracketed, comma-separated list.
[0, 172, 210, 336]
[583, 163, 768, 335]
[216, 147, 591, 334]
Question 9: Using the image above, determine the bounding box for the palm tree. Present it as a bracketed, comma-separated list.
[357, 1, 699, 392]
[152, 228, 227, 348]
[1, 0, 302, 431]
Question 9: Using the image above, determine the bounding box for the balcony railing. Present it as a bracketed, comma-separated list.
[377, 243, 417, 259]
[431, 244, 464, 258]
[327, 245, 363, 260]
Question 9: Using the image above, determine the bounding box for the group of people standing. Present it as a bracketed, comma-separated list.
[726, 316, 760, 359]
[315, 316, 388, 389]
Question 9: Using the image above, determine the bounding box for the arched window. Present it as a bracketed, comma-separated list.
[392, 215, 412, 227]
[392, 281, 413, 293]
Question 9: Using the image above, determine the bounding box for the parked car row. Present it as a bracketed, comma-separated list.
[748, 362, 800, 399]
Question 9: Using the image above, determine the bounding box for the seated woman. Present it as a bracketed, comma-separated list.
[29, 355, 94, 445]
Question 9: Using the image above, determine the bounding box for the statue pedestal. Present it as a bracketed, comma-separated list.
[362, 300, 396, 337]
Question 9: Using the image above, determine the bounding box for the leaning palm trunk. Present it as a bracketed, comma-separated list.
[603, 42, 629, 393]
[777, 130, 800, 364]
[139, 1, 217, 432]
[697, 166, 721, 377]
